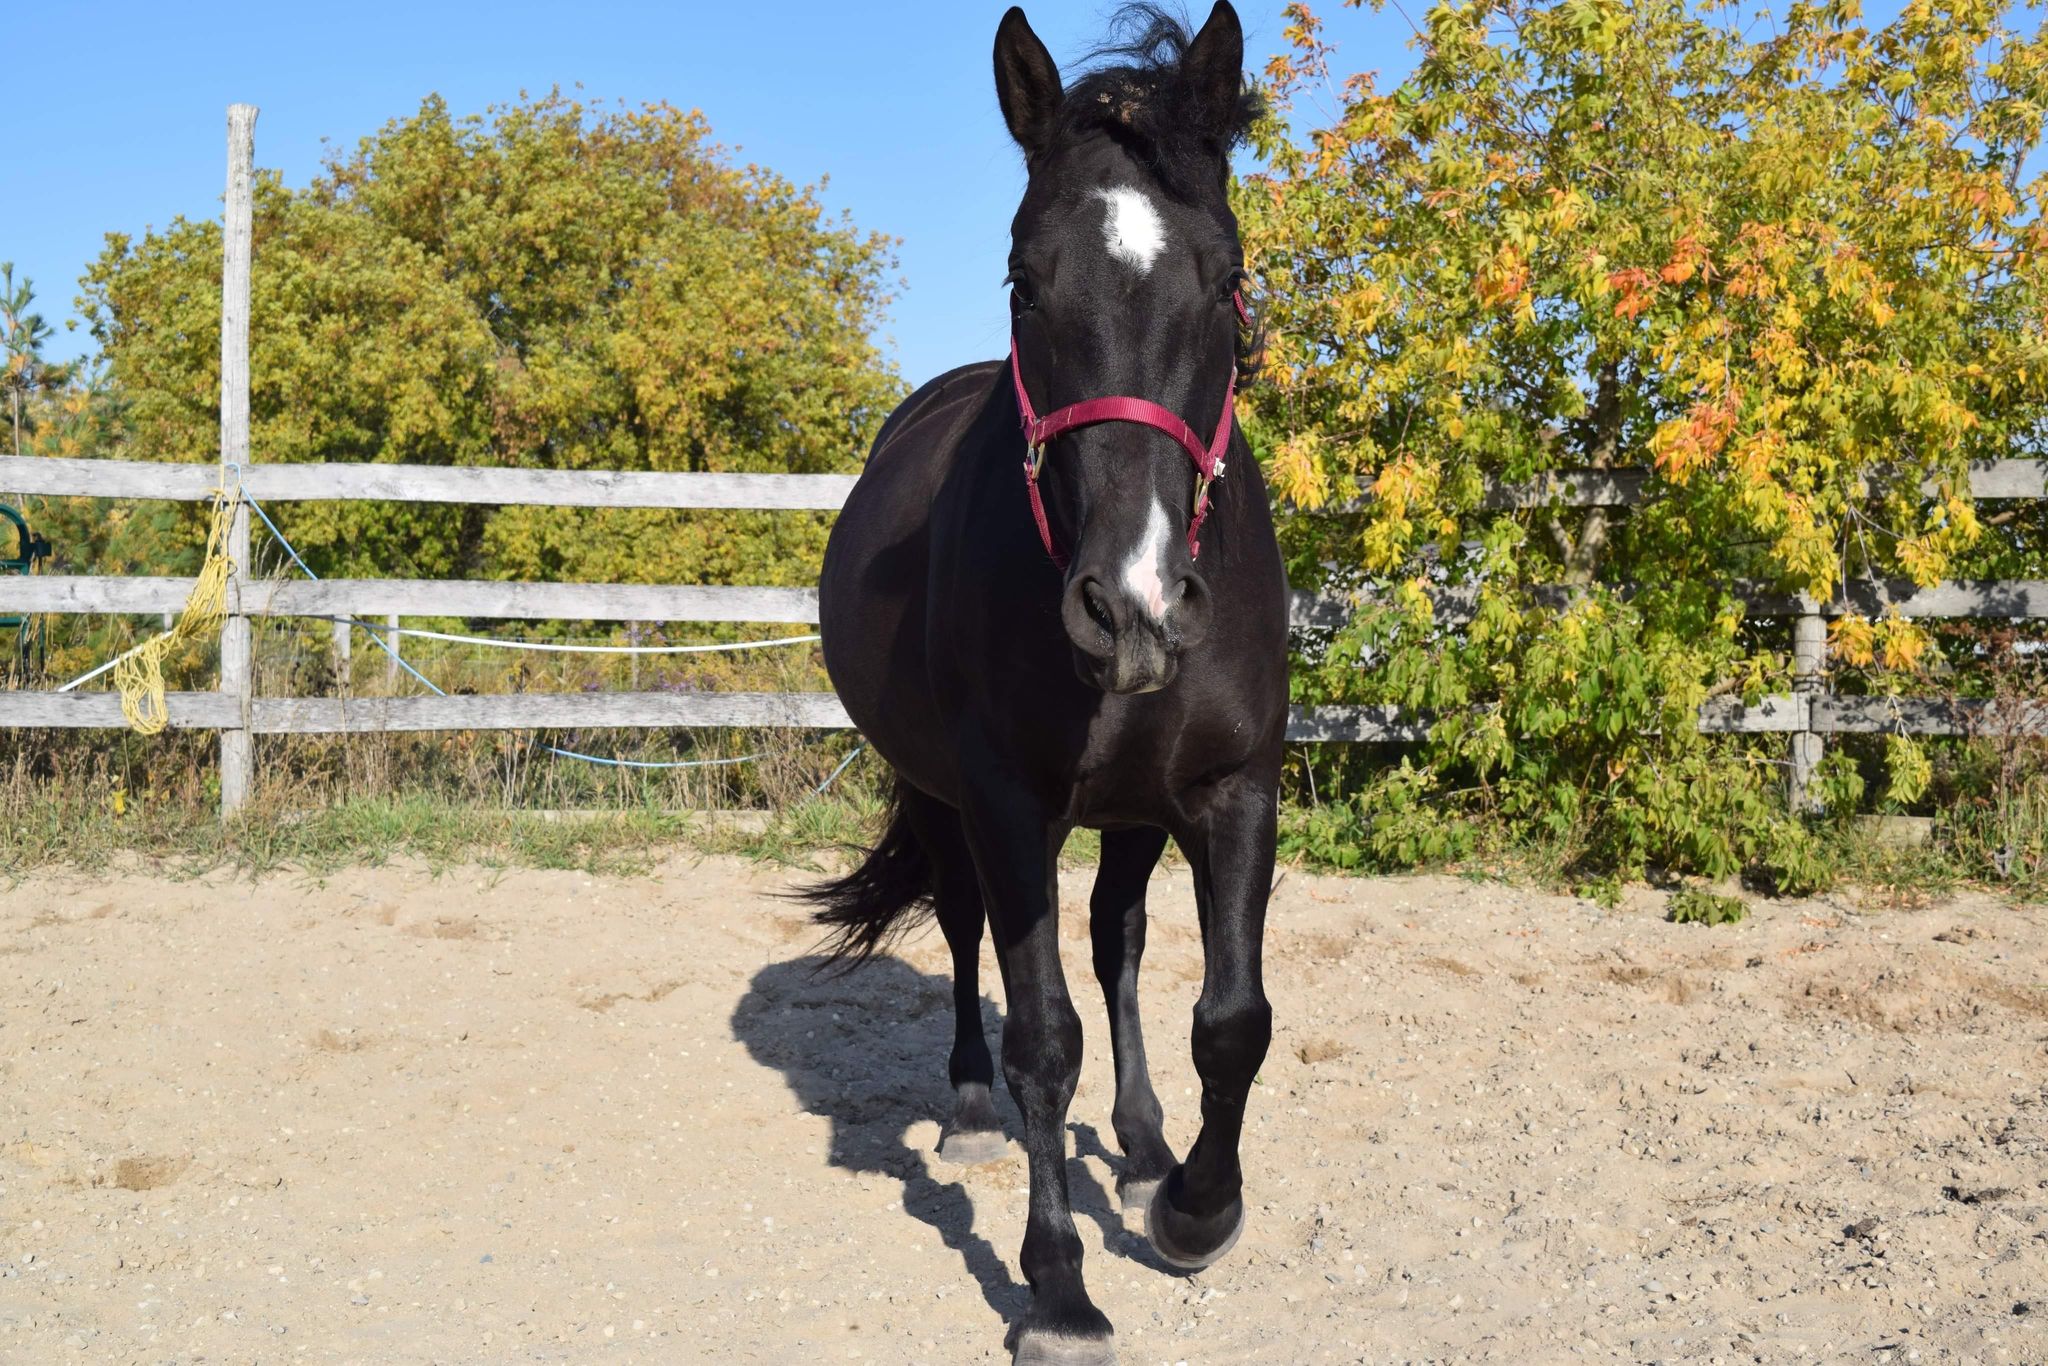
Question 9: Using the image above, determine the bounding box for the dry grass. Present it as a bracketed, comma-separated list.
[2, 610, 886, 875]
[6, 616, 2044, 900]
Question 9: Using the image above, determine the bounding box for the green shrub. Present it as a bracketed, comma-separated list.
[1667, 888, 1749, 927]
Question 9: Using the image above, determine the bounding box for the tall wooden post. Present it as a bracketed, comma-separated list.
[386, 614, 402, 687]
[218, 103, 258, 817]
[1789, 600, 1825, 814]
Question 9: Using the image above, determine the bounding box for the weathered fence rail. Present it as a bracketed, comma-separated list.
[19, 451, 2041, 510]
[0, 689, 851, 734]
[7, 443, 2043, 785]
[3, 575, 823, 624]
[7, 454, 860, 510]
[0, 107, 2042, 815]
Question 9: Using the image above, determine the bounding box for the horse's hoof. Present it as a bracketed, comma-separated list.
[937, 1127, 1012, 1166]
[1012, 1330, 1117, 1366]
[1115, 1175, 1161, 1215]
[1145, 1182, 1246, 1272]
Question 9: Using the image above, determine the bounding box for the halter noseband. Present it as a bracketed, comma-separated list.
[1009, 291, 1250, 572]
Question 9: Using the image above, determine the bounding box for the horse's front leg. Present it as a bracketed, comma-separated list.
[1089, 825, 1176, 1210]
[1147, 776, 1276, 1272]
[959, 777, 1113, 1366]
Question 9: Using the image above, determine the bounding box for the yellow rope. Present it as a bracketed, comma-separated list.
[112, 490, 237, 735]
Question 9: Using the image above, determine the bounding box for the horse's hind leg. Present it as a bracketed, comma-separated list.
[1090, 826, 1176, 1210]
[901, 788, 1009, 1165]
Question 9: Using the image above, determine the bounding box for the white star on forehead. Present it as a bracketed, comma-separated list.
[1095, 186, 1166, 274]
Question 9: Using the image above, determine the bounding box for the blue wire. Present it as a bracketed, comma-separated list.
[813, 742, 865, 794]
[243, 492, 322, 585]
[540, 744, 762, 771]
[245, 493, 450, 697]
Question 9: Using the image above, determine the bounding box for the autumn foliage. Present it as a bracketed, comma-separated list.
[11, 26, 2048, 881]
[74, 93, 903, 593]
[1240, 0, 2048, 884]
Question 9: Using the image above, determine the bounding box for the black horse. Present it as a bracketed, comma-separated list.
[806, 5, 1287, 1362]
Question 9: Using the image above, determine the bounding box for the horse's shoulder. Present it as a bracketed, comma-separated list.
[870, 360, 1005, 465]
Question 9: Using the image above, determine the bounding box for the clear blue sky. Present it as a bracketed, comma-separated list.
[7, 2, 1415, 387]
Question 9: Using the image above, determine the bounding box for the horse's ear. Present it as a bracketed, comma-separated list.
[1183, 1, 1246, 138]
[994, 7, 1063, 155]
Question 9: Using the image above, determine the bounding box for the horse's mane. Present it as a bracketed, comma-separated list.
[1051, 4, 1263, 204]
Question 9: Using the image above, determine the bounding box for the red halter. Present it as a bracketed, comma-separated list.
[1009, 291, 1250, 572]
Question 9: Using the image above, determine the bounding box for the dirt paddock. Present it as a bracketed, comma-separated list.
[2, 854, 2044, 1364]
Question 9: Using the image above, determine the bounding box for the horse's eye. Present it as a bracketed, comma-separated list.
[1221, 268, 1249, 302]
[1004, 270, 1038, 311]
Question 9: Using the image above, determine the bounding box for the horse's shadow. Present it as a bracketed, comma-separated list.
[730, 954, 1167, 1323]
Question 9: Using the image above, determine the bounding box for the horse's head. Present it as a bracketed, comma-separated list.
[996, 2, 1259, 695]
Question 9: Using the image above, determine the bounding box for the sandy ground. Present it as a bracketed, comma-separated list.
[1, 853, 2044, 1365]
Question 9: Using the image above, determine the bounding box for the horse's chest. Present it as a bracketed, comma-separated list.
[1060, 706, 1248, 824]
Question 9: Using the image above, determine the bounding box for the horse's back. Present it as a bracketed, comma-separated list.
[819, 361, 1002, 798]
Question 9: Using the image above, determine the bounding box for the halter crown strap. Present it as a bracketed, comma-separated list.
[1010, 290, 1246, 570]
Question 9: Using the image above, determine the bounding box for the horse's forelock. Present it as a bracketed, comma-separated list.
[1043, 4, 1261, 204]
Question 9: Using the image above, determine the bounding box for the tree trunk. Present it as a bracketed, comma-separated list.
[1550, 360, 1624, 586]
[10, 387, 23, 520]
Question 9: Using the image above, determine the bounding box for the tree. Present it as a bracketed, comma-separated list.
[79, 91, 903, 592]
[1239, 0, 2048, 881]
[2, 263, 75, 460]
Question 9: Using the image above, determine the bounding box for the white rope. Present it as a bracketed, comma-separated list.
[57, 645, 139, 694]
[346, 620, 820, 656]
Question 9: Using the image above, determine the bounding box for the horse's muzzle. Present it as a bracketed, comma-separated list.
[1060, 568, 1211, 694]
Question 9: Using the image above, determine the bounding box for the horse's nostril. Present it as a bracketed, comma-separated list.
[1061, 574, 1122, 663]
[1084, 580, 1117, 637]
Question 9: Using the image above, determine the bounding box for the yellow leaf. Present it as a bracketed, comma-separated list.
[1828, 615, 1877, 668]
[1878, 618, 1930, 673]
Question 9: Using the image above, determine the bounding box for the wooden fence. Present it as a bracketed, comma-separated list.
[5, 441, 2042, 813]
[0, 106, 2043, 815]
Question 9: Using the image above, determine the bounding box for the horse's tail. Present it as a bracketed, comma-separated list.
[800, 777, 935, 971]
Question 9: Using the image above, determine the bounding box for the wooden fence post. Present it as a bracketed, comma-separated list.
[218, 103, 258, 817]
[1789, 599, 1825, 813]
[386, 614, 401, 686]
[332, 614, 351, 683]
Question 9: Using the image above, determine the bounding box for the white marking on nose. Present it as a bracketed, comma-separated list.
[1121, 498, 1174, 622]
[1096, 186, 1166, 274]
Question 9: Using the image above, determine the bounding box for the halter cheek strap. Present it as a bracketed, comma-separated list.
[1009, 291, 1249, 572]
